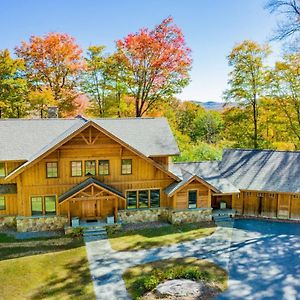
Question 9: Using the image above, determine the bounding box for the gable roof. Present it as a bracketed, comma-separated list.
[0, 118, 85, 161]
[0, 117, 179, 162]
[2, 118, 180, 181]
[167, 161, 239, 195]
[220, 148, 300, 193]
[58, 177, 125, 203]
[168, 148, 300, 195]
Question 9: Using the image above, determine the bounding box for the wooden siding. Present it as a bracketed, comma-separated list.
[10, 126, 175, 217]
[0, 194, 18, 215]
[232, 191, 300, 220]
[0, 161, 24, 184]
[173, 180, 212, 209]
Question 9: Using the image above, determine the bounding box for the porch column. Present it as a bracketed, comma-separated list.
[114, 198, 118, 223]
[67, 201, 71, 226]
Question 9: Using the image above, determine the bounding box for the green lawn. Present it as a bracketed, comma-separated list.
[0, 233, 95, 300]
[108, 222, 216, 251]
[0, 233, 84, 260]
[123, 257, 228, 299]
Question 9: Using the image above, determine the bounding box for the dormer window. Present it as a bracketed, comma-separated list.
[0, 163, 5, 177]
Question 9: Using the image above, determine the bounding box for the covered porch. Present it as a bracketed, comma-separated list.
[58, 177, 126, 225]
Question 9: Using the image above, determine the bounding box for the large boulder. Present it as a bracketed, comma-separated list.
[155, 279, 206, 298]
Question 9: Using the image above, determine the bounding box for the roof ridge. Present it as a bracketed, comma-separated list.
[224, 148, 300, 154]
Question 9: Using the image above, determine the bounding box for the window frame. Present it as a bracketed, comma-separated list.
[126, 190, 138, 209]
[188, 190, 198, 209]
[85, 160, 96, 176]
[121, 159, 132, 175]
[46, 162, 58, 178]
[0, 196, 5, 210]
[0, 162, 6, 178]
[126, 188, 161, 209]
[44, 195, 56, 215]
[31, 195, 57, 216]
[71, 161, 83, 177]
[98, 160, 110, 176]
[31, 196, 43, 215]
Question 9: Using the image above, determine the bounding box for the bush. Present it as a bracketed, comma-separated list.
[143, 275, 160, 291]
[69, 227, 84, 238]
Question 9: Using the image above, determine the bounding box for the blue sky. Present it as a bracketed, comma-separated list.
[0, 0, 282, 101]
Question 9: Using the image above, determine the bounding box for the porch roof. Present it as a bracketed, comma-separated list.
[58, 177, 125, 203]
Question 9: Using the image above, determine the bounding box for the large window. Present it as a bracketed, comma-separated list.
[45, 196, 56, 215]
[85, 160, 96, 176]
[0, 163, 5, 177]
[0, 196, 5, 210]
[31, 196, 43, 215]
[150, 189, 160, 208]
[188, 190, 197, 209]
[121, 159, 132, 175]
[138, 190, 148, 208]
[46, 162, 58, 178]
[99, 160, 109, 175]
[71, 161, 82, 177]
[127, 191, 137, 209]
[31, 195, 56, 216]
[126, 189, 160, 209]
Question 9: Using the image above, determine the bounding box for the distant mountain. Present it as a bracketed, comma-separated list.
[191, 101, 225, 111]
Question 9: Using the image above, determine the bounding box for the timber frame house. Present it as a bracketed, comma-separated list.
[0, 117, 300, 232]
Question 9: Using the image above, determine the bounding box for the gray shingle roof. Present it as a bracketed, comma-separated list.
[220, 148, 300, 193]
[94, 118, 179, 157]
[167, 149, 300, 195]
[0, 117, 179, 162]
[166, 161, 239, 195]
[0, 119, 83, 161]
[58, 177, 125, 203]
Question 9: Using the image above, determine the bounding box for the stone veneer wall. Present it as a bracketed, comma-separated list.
[0, 216, 16, 230]
[118, 208, 212, 224]
[118, 208, 169, 224]
[16, 215, 68, 232]
[167, 208, 212, 224]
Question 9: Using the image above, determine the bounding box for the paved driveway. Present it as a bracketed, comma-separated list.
[219, 219, 300, 300]
[85, 219, 300, 300]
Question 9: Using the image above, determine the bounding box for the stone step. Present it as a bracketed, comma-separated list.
[83, 232, 108, 237]
[84, 228, 107, 234]
[214, 217, 232, 222]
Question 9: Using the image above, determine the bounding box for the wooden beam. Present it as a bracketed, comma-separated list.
[68, 201, 71, 226]
[114, 197, 118, 223]
[72, 195, 117, 201]
[80, 133, 90, 145]
[91, 133, 100, 145]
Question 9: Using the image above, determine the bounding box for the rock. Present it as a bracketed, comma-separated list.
[155, 279, 206, 298]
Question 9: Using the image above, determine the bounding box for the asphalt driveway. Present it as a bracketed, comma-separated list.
[219, 219, 300, 300]
[85, 219, 300, 300]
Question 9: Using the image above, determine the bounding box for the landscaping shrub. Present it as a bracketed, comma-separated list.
[69, 227, 84, 238]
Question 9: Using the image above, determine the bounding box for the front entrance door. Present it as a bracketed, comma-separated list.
[83, 200, 98, 218]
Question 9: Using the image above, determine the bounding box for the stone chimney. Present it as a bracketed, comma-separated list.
[47, 106, 58, 118]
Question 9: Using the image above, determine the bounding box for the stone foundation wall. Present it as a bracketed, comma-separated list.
[118, 208, 212, 224]
[0, 216, 16, 230]
[118, 208, 168, 224]
[168, 208, 212, 224]
[16, 215, 68, 232]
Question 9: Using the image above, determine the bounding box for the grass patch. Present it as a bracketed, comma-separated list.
[123, 257, 228, 299]
[108, 222, 216, 251]
[0, 246, 95, 300]
[0, 233, 84, 261]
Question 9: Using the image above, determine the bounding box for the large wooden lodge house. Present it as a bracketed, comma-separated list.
[0, 116, 299, 232]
